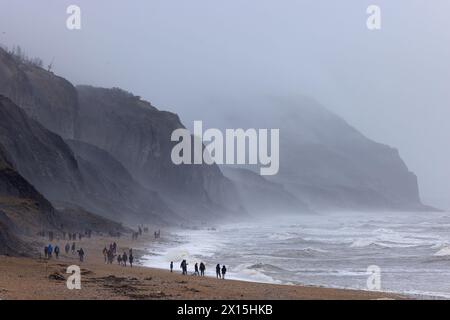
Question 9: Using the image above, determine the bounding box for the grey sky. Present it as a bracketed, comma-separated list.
[0, 0, 449, 208]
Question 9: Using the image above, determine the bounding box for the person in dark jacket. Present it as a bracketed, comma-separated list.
[221, 265, 227, 279]
[47, 244, 53, 258]
[200, 262, 206, 276]
[180, 260, 188, 275]
[122, 252, 128, 267]
[129, 253, 134, 268]
[194, 263, 199, 276]
[78, 248, 85, 262]
[216, 264, 221, 279]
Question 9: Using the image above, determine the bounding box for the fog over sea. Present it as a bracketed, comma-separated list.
[142, 211, 450, 298]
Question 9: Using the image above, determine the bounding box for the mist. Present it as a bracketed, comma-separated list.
[1, 0, 449, 208]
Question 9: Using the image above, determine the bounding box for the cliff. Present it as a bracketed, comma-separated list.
[0, 95, 172, 224]
[75, 86, 242, 219]
[0, 48, 78, 138]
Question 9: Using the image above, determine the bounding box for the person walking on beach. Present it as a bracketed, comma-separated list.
[129, 253, 134, 268]
[200, 262, 206, 276]
[54, 245, 60, 259]
[47, 244, 53, 259]
[170, 261, 173, 272]
[78, 248, 85, 262]
[216, 264, 221, 279]
[221, 265, 227, 279]
[65, 243, 70, 254]
[71, 242, 76, 254]
[181, 260, 188, 275]
[117, 254, 122, 265]
[122, 252, 128, 267]
[109, 249, 115, 264]
[194, 263, 199, 276]
[44, 246, 48, 259]
[103, 247, 108, 263]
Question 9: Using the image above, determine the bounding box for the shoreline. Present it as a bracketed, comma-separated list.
[0, 233, 406, 300]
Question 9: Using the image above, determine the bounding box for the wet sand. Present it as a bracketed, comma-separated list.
[0, 233, 405, 300]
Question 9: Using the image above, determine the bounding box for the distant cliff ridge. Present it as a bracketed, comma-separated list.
[198, 95, 432, 212]
[0, 45, 433, 222]
[220, 96, 430, 211]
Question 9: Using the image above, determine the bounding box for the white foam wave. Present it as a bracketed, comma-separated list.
[229, 263, 282, 284]
[434, 247, 450, 257]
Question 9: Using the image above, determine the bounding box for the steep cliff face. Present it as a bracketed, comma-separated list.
[264, 97, 427, 211]
[0, 48, 242, 221]
[0, 45, 425, 217]
[0, 95, 172, 224]
[0, 47, 78, 138]
[0, 132, 128, 255]
[204, 95, 429, 212]
[0, 217, 29, 256]
[0, 142, 57, 211]
[75, 86, 242, 218]
[66, 139, 175, 224]
[0, 95, 83, 203]
[0, 141, 57, 255]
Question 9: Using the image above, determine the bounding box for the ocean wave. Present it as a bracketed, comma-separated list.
[349, 239, 381, 248]
[267, 232, 300, 241]
[349, 239, 422, 249]
[301, 247, 328, 253]
[434, 247, 450, 257]
[272, 247, 329, 258]
[229, 263, 282, 284]
[247, 263, 287, 273]
[431, 242, 450, 249]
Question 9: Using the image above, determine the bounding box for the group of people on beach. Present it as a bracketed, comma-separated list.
[172, 260, 227, 279]
[42, 227, 231, 281]
[131, 225, 153, 241]
[62, 232, 88, 241]
[40, 227, 93, 263]
[103, 242, 134, 267]
[44, 241, 84, 262]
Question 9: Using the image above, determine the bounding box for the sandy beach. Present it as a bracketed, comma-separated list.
[0, 233, 405, 300]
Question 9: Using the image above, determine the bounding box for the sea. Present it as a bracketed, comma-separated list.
[141, 211, 450, 299]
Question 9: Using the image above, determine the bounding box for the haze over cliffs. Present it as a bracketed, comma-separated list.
[0, 47, 242, 225]
[75, 86, 242, 219]
[0, 48, 78, 139]
[0, 44, 432, 248]
[272, 97, 426, 211]
[196, 96, 430, 212]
